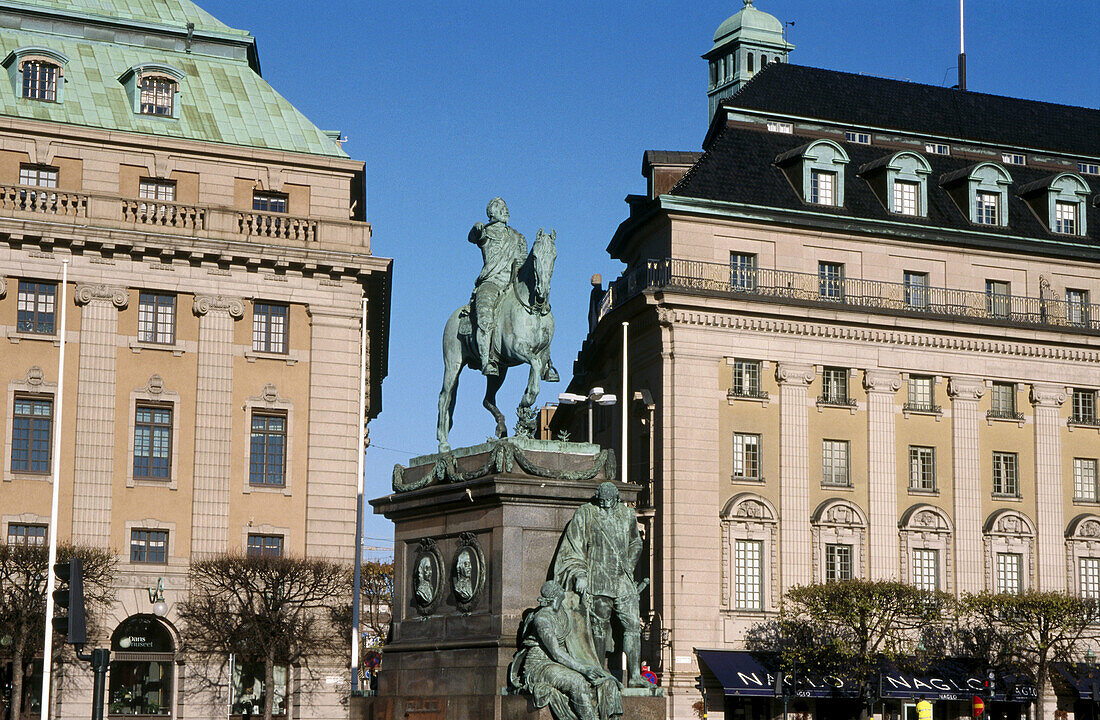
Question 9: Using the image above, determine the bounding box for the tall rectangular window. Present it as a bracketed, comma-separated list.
[1055, 201, 1079, 235]
[250, 413, 287, 486]
[909, 446, 936, 492]
[1067, 289, 1090, 327]
[734, 539, 763, 610]
[19, 164, 58, 187]
[1073, 389, 1097, 424]
[907, 375, 934, 411]
[253, 191, 288, 213]
[821, 440, 850, 487]
[904, 271, 929, 309]
[975, 192, 1000, 225]
[11, 397, 52, 473]
[986, 280, 1010, 318]
[6, 523, 47, 546]
[22, 60, 58, 101]
[989, 382, 1017, 418]
[911, 548, 939, 591]
[247, 534, 284, 558]
[810, 170, 836, 205]
[138, 292, 176, 345]
[821, 367, 849, 404]
[731, 433, 761, 481]
[729, 252, 757, 292]
[1081, 558, 1100, 599]
[996, 552, 1022, 594]
[825, 544, 852, 582]
[17, 280, 56, 334]
[130, 529, 168, 564]
[1075, 458, 1098, 502]
[818, 262, 844, 301]
[252, 302, 288, 353]
[731, 359, 762, 398]
[993, 452, 1019, 497]
[133, 405, 172, 480]
[893, 180, 920, 216]
[138, 178, 176, 202]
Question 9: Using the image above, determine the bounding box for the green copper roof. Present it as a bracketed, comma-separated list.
[6, 0, 249, 37]
[712, 0, 792, 51]
[0, 28, 347, 157]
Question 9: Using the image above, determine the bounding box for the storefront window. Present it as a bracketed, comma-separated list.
[1, 657, 42, 718]
[230, 661, 288, 718]
[108, 615, 174, 717]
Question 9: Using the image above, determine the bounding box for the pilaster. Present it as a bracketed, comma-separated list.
[864, 370, 901, 580]
[1031, 383, 1067, 591]
[949, 376, 985, 594]
[70, 284, 128, 546]
[190, 295, 243, 555]
[776, 362, 815, 590]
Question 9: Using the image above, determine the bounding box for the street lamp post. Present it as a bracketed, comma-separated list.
[558, 387, 617, 443]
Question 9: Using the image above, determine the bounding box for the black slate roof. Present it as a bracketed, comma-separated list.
[720, 63, 1100, 158]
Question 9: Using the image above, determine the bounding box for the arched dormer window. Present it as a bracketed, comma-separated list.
[940, 162, 1012, 227]
[859, 151, 932, 217]
[118, 64, 185, 119]
[1018, 172, 1090, 236]
[2, 47, 69, 103]
[775, 139, 850, 208]
[720, 493, 778, 612]
[811, 498, 867, 582]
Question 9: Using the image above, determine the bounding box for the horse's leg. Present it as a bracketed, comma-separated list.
[484, 369, 507, 439]
[437, 315, 465, 453]
[514, 355, 543, 438]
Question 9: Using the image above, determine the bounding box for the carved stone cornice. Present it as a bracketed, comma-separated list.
[1029, 383, 1067, 408]
[74, 283, 128, 308]
[948, 376, 986, 401]
[192, 295, 244, 318]
[863, 370, 902, 394]
[775, 363, 815, 385]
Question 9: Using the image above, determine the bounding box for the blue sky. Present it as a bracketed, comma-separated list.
[199, 0, 1100, 556]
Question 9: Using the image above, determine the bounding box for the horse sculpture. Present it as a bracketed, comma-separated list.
[437, 229, 558, 452]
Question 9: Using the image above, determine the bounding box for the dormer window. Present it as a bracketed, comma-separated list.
[140, 76, 176, 116]
[860, 151, 932, 218]
[3, 47, 69, 104]
[119, 63, 184, 119]
[810, 170, 835, 205]
[1018, 172, 1089, 237]
[22, 60, 58, 101]
[894, 181, 919, 216]
[1055, 201, 1078, 235]
[940, 162, 1012, 228]
[975, 191, 999, 225]
[775, 139, 850, 208]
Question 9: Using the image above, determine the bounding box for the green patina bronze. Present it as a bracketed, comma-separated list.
[437, 198, 560, 451]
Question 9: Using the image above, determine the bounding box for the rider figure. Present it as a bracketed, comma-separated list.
[469, 197, 527, 376]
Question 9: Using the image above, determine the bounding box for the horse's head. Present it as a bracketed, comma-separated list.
[531, 229, 557, 303]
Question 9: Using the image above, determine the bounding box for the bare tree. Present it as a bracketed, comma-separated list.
[177, 554, 352, 720]
[0, 543, 116, 720]
[359, 560, 393, 646]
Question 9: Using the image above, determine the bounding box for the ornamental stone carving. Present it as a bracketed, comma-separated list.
[948, 376, 986, 401]
[0, 276, 6, 298]
[145, 374, 165, 395]
[1029, 384, 1067, 407]
[863, 369, 902, 393]
[985, 509, 1035, 537]
[775, 362, 815, 385]
[24, 366, 45, 386]
[193, 295, 245, 318]
[452, 532, 486, 613]
[74, 283, 128, 308]
[412, 538, 445, 616]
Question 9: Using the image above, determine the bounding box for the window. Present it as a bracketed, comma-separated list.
[747, 53, 754, 74]
[7, 523, 46, 546]
[138, 179, 176, 202]
[250, 413, 287, 486]
[252, 302, 288, 353]
[130, 529, 168, 564]
[845, 131, 870, 145]
[133, 405, 172, 480]
[1074, 458, 1098, 502]
[1055, 201, 1079, 235]
[11, 397, 52, 473]
[108, 616, 174, 717]
[818, 262, 844, 301]
[1081, 558, 1100, 599]
[810, 170, 836, 205]
[1067, 289, 1090, 327]
[18, 164, 57, 187]
[975, 191, 999, 225]
[729, 252, 757, 292]
[904, 271, 929, 309]
[1072, 389, 1098, 425]
[821, 367, 849, 405]
[992, 452, 1019, 497]
[911, 548, 939, 591]
[734, 539, 763, 610]
[766, 121, 792, 134]
[21, 60, 58, 101]
[138, 292, 176, 344]
[925, 143, 950, 155]
[17, 281, 56, 335]
[231, 662, 288, 718]
[731, 360, 762, 398]
[986, 280, 1010, 319]
[1001, 153, 1025, 166]
[893, 180, 920, 216]
[825, 544, 853, 582]
[139, 75, 175, 116]
[906, 375, 935, 411]
[247, 534, 284, 558]
[1079, 162, 1100, 176]
[909, 446, 936, 492]
[989, 382, 1017, 419]
[996, 552, 1022, 594]
[821, 440, 850, 487]
[732, 433, 761, 481]
[253, 191, 288, 213]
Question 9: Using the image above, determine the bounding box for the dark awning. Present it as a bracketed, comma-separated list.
[695, 650, 857, 699]
[1054, 663, 1100, 700]
[880, 659, 992, 701]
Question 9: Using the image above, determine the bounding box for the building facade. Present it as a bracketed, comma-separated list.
[0, 1, 391, 718]
[559, 3, 1100, 720]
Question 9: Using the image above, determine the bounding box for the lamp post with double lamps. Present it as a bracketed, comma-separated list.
[557, 387, 617, 444]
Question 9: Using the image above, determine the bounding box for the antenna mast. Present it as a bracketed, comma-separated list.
[958, 0, 967, 90]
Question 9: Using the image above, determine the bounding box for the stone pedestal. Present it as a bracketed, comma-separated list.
[359, 438, 662, 720]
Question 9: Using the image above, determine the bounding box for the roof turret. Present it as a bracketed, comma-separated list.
[711, 0, 787, 52]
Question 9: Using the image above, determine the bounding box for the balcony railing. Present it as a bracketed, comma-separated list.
[0, 184, 87, 217]
[987, 409, 1025, 421]
[903, 402, 942, 414]
[600, 258, 1100, 334]
[121, 199, 205, 230]
[239, 212, 319, 243]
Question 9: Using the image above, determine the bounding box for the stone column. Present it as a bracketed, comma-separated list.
[776, 363, 815, 590]
[864, 370, 902, 580]
[70, 284, 128, 546]
[949, 376, 985, 594]
[1030, 384, 1067, 591]
[190, 295, 243, 555]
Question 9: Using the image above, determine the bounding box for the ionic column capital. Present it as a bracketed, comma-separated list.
[948, 376, 985, 401]
[74, 283, 128, 309]
[1030, 384, 1067, 408]
[863, 370, 902, 394]
[193, 295, 244, 318]
[775, 363, 815, 385]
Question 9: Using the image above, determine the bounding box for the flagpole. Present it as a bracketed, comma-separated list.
[351, 298, 368, 693]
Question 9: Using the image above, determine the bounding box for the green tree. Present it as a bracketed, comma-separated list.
[0, 543, 116, 720]
[178, 554, 352, 720]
